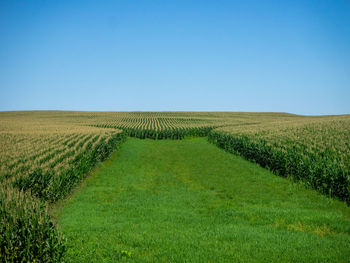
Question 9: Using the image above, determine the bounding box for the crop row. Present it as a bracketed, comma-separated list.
[0, 186, 65, 262]
[209, 118, 350, 203]
[95, 124, 214, 139]
[1, 111, 349, 262]
[14, 131, 125, 202]
[0, 119, 125, 262]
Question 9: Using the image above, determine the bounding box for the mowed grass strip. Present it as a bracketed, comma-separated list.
[55, 138, 350, 262]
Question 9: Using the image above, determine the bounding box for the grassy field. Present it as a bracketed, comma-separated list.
[54, 138, 349, 262]
[0, 111, 349, 262]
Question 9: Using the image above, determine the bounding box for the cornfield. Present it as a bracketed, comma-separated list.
[209, 115, 350, 202]
[0, 111, 349, 262]
[0, 112, 126, 262]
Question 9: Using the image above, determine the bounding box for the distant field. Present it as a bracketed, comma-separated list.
[0, 111, 349, 262]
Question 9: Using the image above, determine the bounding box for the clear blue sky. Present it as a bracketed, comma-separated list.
[1, 0, 349, 115]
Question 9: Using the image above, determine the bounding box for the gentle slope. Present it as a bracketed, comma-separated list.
[55, 138, 350, 262]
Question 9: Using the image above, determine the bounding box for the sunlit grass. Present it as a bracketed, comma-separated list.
[55, 137, 349, 262]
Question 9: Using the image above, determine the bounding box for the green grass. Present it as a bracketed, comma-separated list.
[54, 137, 350, 262]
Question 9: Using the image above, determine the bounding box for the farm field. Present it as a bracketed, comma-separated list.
[54, 138, 350, 262]
[0, 111, 349, 262]
[2, 1, 349, 262]
[209, 116, 350, 202]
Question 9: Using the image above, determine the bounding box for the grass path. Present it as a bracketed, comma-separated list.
[54, 138, 350, 262]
